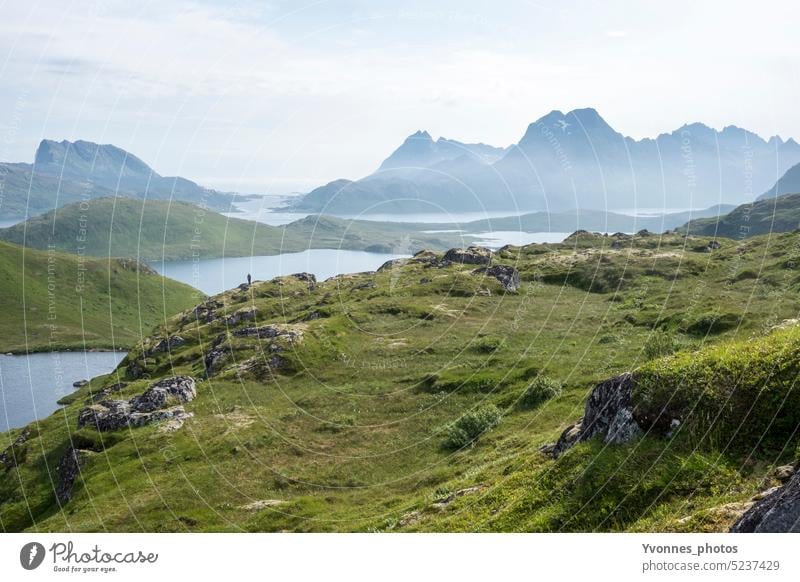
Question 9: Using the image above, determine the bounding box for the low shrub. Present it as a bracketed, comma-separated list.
[519, 375, 562, 409]
[443, 404, 503, 449]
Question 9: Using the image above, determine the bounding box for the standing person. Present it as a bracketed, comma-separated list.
[247, 273, 252, 286]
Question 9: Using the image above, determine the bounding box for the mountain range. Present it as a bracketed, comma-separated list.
[289, 108, 800, 215]
[0, 139, 234, 219]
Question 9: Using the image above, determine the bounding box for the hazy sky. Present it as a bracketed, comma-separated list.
[1, 0, 799, 193]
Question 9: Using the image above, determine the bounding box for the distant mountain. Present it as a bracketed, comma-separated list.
[680, 192, 800, 238]
[289, 109, 800, 215]
[0, 139, 235, 219]
[378, 131, 506, 170]
[757, 161, 800, 200]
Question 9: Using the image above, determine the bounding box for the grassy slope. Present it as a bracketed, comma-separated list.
[2, 231, 800, 532]
[0, 241, 200, 352]
[681, 192, 800, 238]
[0, 198, 462, 261]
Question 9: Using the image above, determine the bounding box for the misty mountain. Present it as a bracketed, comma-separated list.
[289, 108, 800, 215]
[757, 161, 800, 200]
[0, 140, 234, 219]
[378, 130, 507, 170]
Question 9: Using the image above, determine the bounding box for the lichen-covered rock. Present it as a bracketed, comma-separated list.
[551, 373, 643, 457]
[290, 272, 317, 290]
[125, 358, 145, 380]
[233, 325, 302, 343]
[443, 246, 493, 265]
[77, 376, 197, 432]
[148, 335, 186, 354]
[55, 447, 91, 504]
[129, 376, 196, 413]
[0, 427, 32, 471]
[189, 300, 223, 323]
[225, 307, 259, 325]
[474, 265, 520, 292]
[378, 258, 409, 272]
[204, 334, 231, 377]
[731, 470, 800, 532]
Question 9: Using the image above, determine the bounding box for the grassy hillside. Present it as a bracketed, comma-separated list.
[2, 230, 800, 532]
[0, 241, 199, 352]
[681, 192, 800, 238]
[0, 197, 461, 261]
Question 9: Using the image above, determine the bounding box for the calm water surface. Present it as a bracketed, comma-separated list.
[0, 351, 126, 432]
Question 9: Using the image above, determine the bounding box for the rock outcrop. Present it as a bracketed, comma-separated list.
[475, 265, 520, 292]
[552, 373, 643, 457]
[224, 307, 259, 326]
[0, 427, 32, 471]
[148, 335, 186, 354]
[443, 246, 493, 266]
[77, 376, 196, 432]
[731, 467, 800, 532]
[55, 447, 90, 504]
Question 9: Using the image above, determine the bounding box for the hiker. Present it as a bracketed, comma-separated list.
[247, 273, 252, 286]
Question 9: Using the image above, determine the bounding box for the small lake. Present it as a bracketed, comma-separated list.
[153, 249, 409, 295]
[0, 351, 126, 432]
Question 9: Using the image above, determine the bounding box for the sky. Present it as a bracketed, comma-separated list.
[1, 0, 799, 194]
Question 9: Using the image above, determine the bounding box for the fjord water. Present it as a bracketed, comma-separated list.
[0, 351, 126, 432]
[154, 249, 409, 295]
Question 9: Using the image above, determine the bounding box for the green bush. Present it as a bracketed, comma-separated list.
[443, 404, 503, 449]
[642, 329, 677, 360]
[519, 375, 562, 409]
[597, 334, 618, 344]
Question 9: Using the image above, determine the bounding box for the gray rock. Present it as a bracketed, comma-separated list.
[443, 246, 493, 266]
[148, 335, 186, 354]
[72, 379, 89, 388]
[129, 376, 196, 413]
[475, 265, 520, 292]
[731, 470, 800, 532]
[552, 373, 642, 457]
[0, 427, 32, 471]
[224, 307, 259, 325]
[55, 447, 90, 504]
[378, 258, 409, 272]
[77, 376, 197, 432]
[290, 272, 317, 290]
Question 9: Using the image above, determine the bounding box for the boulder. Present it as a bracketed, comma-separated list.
[474, 265, 520, 292]
[72, 379, 89, 388]
[129, 376, 196, 413]
[443, 246, 493, 266]
[234, 325, 303, 343]
[0, 427, 32, 471]
[378, 258, 409, 272]
[77, 376, 197, 432]
[551, 373, 643, 457]
[730, 470, 800, 532]
[148, 335, 186, 354]
[55, 447, 91, 504]
[290, 272, 317, 290]
[225, 307, 259, 325]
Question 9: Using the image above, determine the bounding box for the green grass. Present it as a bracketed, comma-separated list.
[2, 230, 800, 532]
[0, 240, 199, 352]
[0, 197, 462, 261]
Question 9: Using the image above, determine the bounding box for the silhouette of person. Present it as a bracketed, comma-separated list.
[247, 273, 252, 286]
